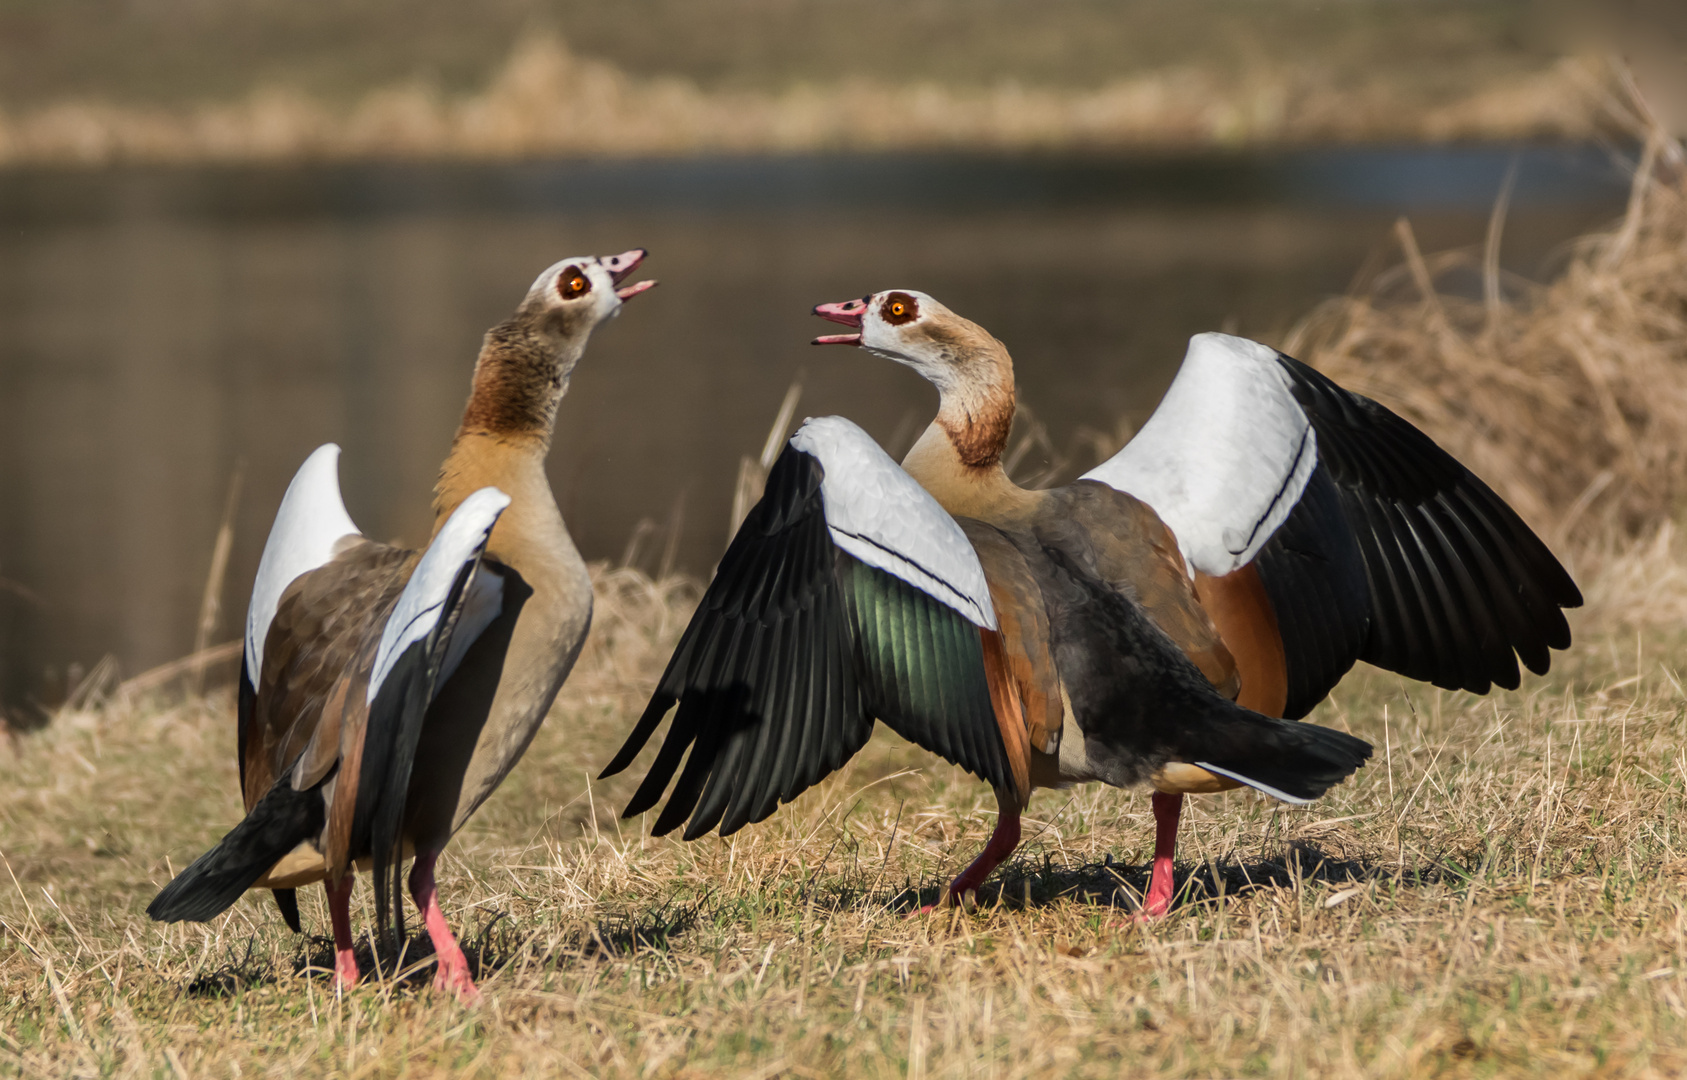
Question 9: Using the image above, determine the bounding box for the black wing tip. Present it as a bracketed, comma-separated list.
[1278, 354, 1586, 700]
[620, 784, 666, 821]
[146, 884, 204, 924]
[651, 801, 692, 838]
[601, 694, 680, 780]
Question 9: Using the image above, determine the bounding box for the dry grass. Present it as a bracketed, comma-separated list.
[13, 100, 1687, 1080]
[1285, 122, 1687, 550]
[0, 33, 1613, 167]
[8, 565, 1687, 1076]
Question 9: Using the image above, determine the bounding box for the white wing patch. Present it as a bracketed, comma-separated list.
[1083, 333, 1317, 577]
[367, 487, 511, 704]
[790, 416, 996, 630]
[1192, 762, 1314, 806]
[245, 444, 362, 680]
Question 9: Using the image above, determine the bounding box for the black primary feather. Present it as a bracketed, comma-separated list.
[602, 443, 1010, 839]
[1252, 464, 1370, 719]
[602, 445, 872, 838]
[354, 556, 488, 951]
[235, 656, 257, 803]
[147, 770, 325, 924]
[1269, 351, 1580, 696]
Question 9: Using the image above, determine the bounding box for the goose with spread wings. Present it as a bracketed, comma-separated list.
[601, 413, 1376, 911]
[147, 250, 657, 998]
[783, 288, 1579, 916]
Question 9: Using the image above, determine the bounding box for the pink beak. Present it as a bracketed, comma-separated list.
[602, 248, 657, 300]
[812, 297, 869, 345]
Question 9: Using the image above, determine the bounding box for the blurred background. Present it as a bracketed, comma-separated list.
[0, 1, 1675, 726]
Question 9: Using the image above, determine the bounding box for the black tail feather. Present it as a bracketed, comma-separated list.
[272, 888, 301, 934]
[147, 779, 324, 924]
[1188, 709, 1373, 803]
[1029, 540, 1372, 805]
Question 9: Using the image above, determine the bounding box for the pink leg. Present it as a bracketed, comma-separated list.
[1140, 791, 1183, 919]
[915, 793, 1022, 914]
[324, 875, 359, 989]
[408, 852, 479, 1003]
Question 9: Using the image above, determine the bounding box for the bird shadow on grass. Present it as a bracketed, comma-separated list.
[183, 894, 707, 998]
[874, 839, 1467, 919]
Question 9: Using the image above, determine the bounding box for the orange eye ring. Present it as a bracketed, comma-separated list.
[890, 302, 905, 317]
[556, 267, 592, 299]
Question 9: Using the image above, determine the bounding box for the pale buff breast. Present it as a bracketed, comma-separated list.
[406, 458, 594, 849]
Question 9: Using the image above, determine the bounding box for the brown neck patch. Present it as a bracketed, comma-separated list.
[940, 389, 1015, 469]
[903, 313, 1017, 470]
[457, 315, 579, 440]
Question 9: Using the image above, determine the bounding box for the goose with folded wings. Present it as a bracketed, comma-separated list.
[148, 250, 656, 998]
[605, 287, 1578, 919]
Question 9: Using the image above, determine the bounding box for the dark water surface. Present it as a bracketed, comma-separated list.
[0, 145, 1632, 708]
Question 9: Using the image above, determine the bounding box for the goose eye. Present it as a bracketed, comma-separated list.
[557, 268, 592, 299]
[880, 293, 918, 324]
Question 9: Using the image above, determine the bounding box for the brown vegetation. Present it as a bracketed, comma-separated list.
[10, 108, 1687, 1080]
[0, 34, 1611, 167]
[1290, 135, 1687, 544]
[1275, 116, 1687, 639]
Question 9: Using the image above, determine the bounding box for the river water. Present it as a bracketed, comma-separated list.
[0, 144, 1632, 712]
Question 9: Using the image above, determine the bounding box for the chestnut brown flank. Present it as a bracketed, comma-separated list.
[979, 628, 1032, 805]
[1194, 565, 1289, 717]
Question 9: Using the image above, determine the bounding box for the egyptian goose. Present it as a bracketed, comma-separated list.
[148, 250, 656, 998]
[604, 287, 1578, 919]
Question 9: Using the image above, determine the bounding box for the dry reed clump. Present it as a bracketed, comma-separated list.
[1284, 131, 1687, 559]
[0, 36, 1611, 167]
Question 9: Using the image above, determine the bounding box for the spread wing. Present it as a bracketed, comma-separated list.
[600, 415, 1012, 840]
[1085, 333, 1581, 716]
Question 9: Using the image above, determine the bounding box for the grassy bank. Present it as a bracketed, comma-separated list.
[5, 573, 1687, 1076]
[9, 127, 1687, 1080]
[0, 1, 1609, 165]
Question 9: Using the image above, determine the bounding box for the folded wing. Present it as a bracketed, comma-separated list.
[240, 444, 363, 802]
[355, 487, 510, 944]
[600, 415, 1012, 839]
[150, 464, 510, 931]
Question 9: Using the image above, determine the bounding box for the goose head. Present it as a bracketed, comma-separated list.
[518, 248, 657, 340]
[812, 289, 1012, 405]
[460, 249, 656, 441]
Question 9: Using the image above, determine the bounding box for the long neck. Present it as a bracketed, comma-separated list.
[432, 318, 580, 541]
[932, 352, 1016, 470]
[453, 319, 582, 453]
[900, 339, 1034, 520]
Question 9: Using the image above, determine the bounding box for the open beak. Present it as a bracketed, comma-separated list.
[603, 248, 657, 300]
[812, 297, 869, 345]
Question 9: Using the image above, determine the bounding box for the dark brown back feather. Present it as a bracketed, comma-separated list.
[242, 541, 416, 858]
